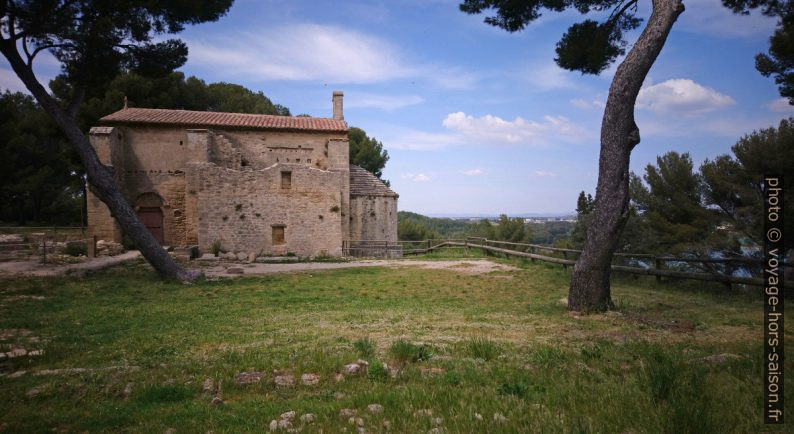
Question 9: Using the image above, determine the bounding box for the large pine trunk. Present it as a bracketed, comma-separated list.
[0, 42, 196, 282]
[568, 0, 685, 311]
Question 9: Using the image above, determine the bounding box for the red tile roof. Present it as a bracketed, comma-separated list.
[99, 108, 348, 133]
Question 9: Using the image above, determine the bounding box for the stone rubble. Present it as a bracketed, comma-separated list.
[367, 403, 384, 414]
[300, 373, 320, 385]
[234, 371, 264, 385]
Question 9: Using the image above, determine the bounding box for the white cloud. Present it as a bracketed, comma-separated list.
[401, 173, 431, 182]
[765, 97, 794, 113]
[534, 170, 558, 177]
[186, 24, 476, 88]
[460, 168, 484, 176]
[524, 61, 579, 91]
[388, 129, 461, 151]
[677, 0, 777, 38]
[570, 98, 604, 110]
[441, 111, 590, 145]
[636, 111, 790, 139]
[345, 93, 424, 111]
[637, 79, 735, 114]
[187, 24, 415, 83]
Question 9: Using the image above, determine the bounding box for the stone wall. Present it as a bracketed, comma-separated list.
[86, 122, 374, 256]
[210, 129, 348, 171]
[349, 195, 398, 242]
[188, 162, 343, 257]
[123, 172, 188, 246]
[86, 127, 124, 243]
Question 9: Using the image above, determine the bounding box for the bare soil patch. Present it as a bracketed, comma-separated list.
[202, 259, 518, 278]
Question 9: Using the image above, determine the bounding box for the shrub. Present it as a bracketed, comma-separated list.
[211, 240, 221, 257]
[353, 338, 376, 359]
[443, 370, 462, 386]
[498, 380, 529, 398]
[389, 340, 432, 364]
[64, 241, 86, 257]
[466, 337, 500, 361]
[368, 360, 388, 381]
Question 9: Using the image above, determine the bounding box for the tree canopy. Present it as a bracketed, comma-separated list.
[701, 117, 794, 252]
[0, 90, 82, 224]
[724, 0, 794, 104]
[51, 71, 290, 131]
[629, 152, 726, 257]
[1, 0, 235, 281]
[462, 0, 686, 311]
[348, 126, 390, 182]
[0, 70, 294, 226]
[460, 0, 644, 75]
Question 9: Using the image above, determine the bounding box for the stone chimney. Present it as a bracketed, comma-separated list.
[332, 91, 344, 120]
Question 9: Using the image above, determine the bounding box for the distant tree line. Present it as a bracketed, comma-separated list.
[397, 210, 572, 245]
[571, 118, 794, 264]
[400, 118, 792, 266]
[0, 73, 388, 226]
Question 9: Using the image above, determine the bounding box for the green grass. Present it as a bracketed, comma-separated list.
[388, 340, 433, 364]
[0, 255, 791, 433]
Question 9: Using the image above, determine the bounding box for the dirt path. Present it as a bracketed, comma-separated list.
[0, 253, 517, 278]
[202, 259, 518, 278]
[0, 251, 141, 277]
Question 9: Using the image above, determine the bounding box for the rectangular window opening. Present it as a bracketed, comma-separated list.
[272, 225, 285, 245]
[281, 171, 292, 189]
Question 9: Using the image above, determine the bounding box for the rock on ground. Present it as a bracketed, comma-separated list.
[343, 359, 369, 376]
[274, 373, 295, 387]
[234, 371, 264, 385]
[339, 408, 357, 418]
[202, 378, 215, 394]
[300, 373, 320, 385]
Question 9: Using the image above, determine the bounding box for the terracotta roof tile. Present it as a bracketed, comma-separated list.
[349, 164, 398, 197]
[99, 107, 348, 133]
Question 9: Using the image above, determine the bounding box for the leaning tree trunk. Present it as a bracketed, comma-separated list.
[568, 0, 684, 311]
[0, 42, 197, 282]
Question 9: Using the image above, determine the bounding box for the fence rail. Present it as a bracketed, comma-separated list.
[0, 236, 98, 263]
[401, 238, 791, 288]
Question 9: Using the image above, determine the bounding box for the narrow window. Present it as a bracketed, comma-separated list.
[281, 171, 292, 189]
[272, 225, 285, 245]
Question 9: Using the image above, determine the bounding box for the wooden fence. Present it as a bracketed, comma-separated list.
[402, 237, 791, 288]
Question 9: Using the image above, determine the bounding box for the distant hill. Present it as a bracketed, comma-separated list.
[424, 212, 575, 219]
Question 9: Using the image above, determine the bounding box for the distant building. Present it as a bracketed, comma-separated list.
[86, 91, 398, 257]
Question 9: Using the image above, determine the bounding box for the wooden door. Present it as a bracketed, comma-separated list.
[137, 207, 164, 244]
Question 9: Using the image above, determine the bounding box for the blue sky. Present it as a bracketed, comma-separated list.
[2, 0, 792, 215]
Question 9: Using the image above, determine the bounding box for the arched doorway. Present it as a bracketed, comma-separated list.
[135, 193, 165, 245]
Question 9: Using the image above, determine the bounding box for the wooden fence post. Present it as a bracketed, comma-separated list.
[87, 235, 97, 258]
[655, 257, 663, 283]
[562, 251, 568, 269]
